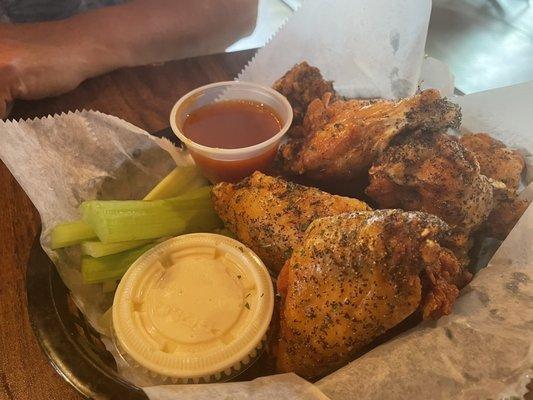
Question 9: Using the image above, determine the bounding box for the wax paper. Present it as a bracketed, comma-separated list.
[0, 111, 190, 330]
[238, 0, 431, 99]
[0, 0, 532, 397]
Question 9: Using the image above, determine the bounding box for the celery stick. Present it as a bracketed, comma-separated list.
[51, 168, 208, 249]
[81, 239, 153, 258]
[143, 166, 208, 201]
[51, 220, 97, 249]
[82, 243, 155, 284]
[99, 307, 113, 336]
[80, 187, 215, 243]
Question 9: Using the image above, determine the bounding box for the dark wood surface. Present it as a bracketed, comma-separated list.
[0, 49, 255, 400]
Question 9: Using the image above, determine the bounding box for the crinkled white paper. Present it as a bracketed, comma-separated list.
[0, 110, 189, 330]
[239, 0, 431, 99]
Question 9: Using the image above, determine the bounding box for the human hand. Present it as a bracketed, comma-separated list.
[0, 21, 120, 118]
[0, 0, 258, 119]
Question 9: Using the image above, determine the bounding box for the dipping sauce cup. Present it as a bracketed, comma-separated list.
[170, 81, 293, 183]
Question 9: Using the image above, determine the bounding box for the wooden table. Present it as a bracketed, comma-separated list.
[0, 49, 254, 400]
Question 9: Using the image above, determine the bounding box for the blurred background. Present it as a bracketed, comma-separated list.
[227, 0, 533, 94]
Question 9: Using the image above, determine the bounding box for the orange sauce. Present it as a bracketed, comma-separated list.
[183, 100, 281, 149]
[189, 145, 278, 183]
[181, 100, 283, 183]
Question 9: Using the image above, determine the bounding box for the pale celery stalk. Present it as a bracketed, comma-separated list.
[81, 239, 153, 258]
[51, 220, 96, 249]
[143, 166, 208, 201]
[98, 307, 113, 337]
[51, 166, 207, 249]
[79, 167, 205, 256]
[82, 243, 155, 284]
[80, 186, 215, 243]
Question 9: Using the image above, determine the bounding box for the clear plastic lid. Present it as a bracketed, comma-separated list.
[112, 233, 274, 383]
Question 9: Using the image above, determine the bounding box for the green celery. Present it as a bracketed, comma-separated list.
[82, 243, 155, 284]
[51, 220, 97, 249]
[81, 239, 153, 258]
[80, 187, 215, 243]
[143, 166, 208, 201]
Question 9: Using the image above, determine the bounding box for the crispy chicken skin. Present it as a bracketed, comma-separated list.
[276, 210, 464, 379]
[212, 172, 370, 273]
[484, 181, 529, 240]
[279, 89, 461, 181]
[460, 133, 525, 191]
[272, 62, 335, 125]
[459, 133, 529, 239]
[366, 131, 494, 233]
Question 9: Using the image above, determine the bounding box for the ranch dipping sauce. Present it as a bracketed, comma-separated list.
[112, 234, 274, 383]
[170, 81, 293, 183]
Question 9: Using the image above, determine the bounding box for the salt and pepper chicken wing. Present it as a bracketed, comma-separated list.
[460, 133, 525, 191]
[211, 65, 528, 380]
[279, 89, 461, 181]
[212, 171, 370, 273]
[460, 133, 529, 239]
[272, 61, 335, 125]
[483, 179, 530, 240]
[366, 131, 494, 233]
[276, 210, 465, 379]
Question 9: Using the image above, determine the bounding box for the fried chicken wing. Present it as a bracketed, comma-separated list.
[459, 133, 529, 239]
[272, 62, 335, 125]
[212, 172, 370, 273]
[279, 89, 461, 181]
[484, 180, 529, 240]
[366, 131, 494, 233]
[276, 210, 465, 379]
[460, 133, 525, 191]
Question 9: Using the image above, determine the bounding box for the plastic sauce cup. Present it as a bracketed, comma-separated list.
[170, 81, 293, 183]
[112, 233, 274, 383]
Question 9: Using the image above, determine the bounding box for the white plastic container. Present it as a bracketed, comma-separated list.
[112, 233, 274, 383]
[169, 81, 293, 183]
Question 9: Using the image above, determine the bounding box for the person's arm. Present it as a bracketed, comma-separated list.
[0, 0, 258, 117]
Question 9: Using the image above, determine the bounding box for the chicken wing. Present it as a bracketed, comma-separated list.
[459, 133, 529, 239]
[460, 132, 525, 191]
[212, 172, 370, 273]
[276, 210, 465, 379]
[484, 180, 529, 240]
[279, 89, 461, 181]
[366, 131, 494, 233]
[272, 61, 335, 125]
